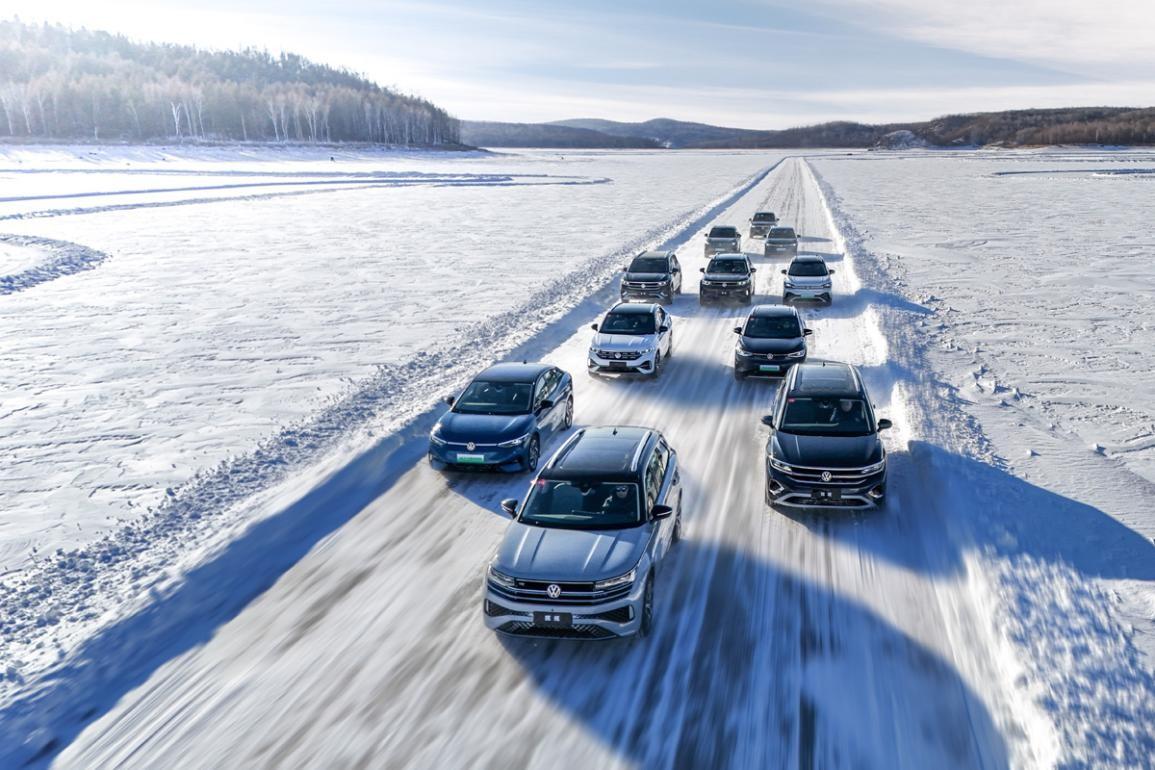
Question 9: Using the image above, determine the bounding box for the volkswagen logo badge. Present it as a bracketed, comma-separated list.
[614, 351, 623, 360]
[466, 442, 476, 451]
[546, 584, 562, 599]
[821, 471, 833, 482]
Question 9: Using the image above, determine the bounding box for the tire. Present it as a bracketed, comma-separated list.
[672, 500, 683, 543]
[650, 351, 662, 378]
[733, 368, 746, 382]
[523, 435, 540, 472]
[662, 289, 673, 304]
[636, 576, 654, 639]
[744, 291, 753, 305]
[562, 397, 574, 429]
[765, 477, 775, 507]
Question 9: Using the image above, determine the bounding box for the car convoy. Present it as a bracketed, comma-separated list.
[428, 217, 892, 639]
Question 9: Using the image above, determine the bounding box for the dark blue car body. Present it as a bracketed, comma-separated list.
[429, 362, 574, 472]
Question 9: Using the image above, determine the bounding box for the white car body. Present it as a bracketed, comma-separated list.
[587, 303, 674, 376]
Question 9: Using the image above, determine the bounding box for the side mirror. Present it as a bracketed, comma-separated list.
[780, 269, 787, 275]
[828, 269, 836, 274]
[803, 328, 813, 336]
[760, 415, 776, 429]
[671, 266, 680, 273]
[699, 267, 706, 273]
[750, 267, 757, 273]
[659, 325, 670, 333]
[650, 504, 673, 520]
[621, 266, 629, 272]
[877, 418, 893, 431]
[444, 395, 455, 406]
[500, 498, 519, 517]
[590, 323, 599, 331]
[732, 326, 742, 334]
[539, 399, 554, 410]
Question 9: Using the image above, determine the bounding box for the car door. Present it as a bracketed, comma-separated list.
[542, 368, 565, 432]
[649, 440, 677, 557]
[531, 373, 552, 434]
[670, 254, 681, 292]
[657, 308, 672, 356]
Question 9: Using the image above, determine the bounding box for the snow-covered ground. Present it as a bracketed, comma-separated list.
[1, 146, 1152, 769]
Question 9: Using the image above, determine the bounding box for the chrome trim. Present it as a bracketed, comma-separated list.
[630, 431, 653, 471]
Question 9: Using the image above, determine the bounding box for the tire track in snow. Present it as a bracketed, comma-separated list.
[0, 233, 110, 295]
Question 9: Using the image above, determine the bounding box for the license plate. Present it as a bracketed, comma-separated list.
[758, 364, 780, 372]
[533, 611, 573, 628]
[608, 361, 629, 369]
[812, 488, 842, 501]
[456, 453, 485, 464]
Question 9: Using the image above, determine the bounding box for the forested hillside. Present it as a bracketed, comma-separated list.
[0, 20, 460, 145]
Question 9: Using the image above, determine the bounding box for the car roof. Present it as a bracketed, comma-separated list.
[790, 254, 825, 263]
[709, 252, 748, 260]
[541, 427, 655, 482]
[634, 250, 672, 260]
[607, 302, 657, 314]
[709, 225, 738, 232]
[749, 304, 797, 317]
[476, 362, 551, 382]
[769, 225, 795, 232]
[787, 362, 863, 397]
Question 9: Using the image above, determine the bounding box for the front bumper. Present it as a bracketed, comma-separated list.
[588, 348, 657, 374]
[428, 441, 527, 471]
[735, 353, 804, 376]
[483, 579, 645, 640]
[700, 283, 752, 302]
[766, 463, 886, 509]
[621, 283, 671, 301]
[783, 285, 832, 303]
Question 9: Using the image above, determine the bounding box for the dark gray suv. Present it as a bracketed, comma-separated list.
[484, 426, 683, 640]
[620, 250, 683, 304]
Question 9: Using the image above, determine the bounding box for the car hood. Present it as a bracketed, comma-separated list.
[495, 521, 653, 582]
[704, 272, 750, 282]
[707, 236, 739, 242]
[436, 411, 534, 444]
[592, 333, 656, 350]
[739, 336, 805, 354]
[785, 275, 830, 286]
[624, 272, 669, 282]
[770, 431, 882, 468]
[767, 238, 796, 243]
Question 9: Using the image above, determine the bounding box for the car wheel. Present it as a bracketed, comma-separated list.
[636, 576, 654, 638]
[672, 502, 683, 543]
[524, 435, 540, 472]
[733, 368, 745, 382]
[765, 477, 775, 507]
[563, 396, 574, 429]
[651, 351, 663, 377]
[662, 289, 673, 304]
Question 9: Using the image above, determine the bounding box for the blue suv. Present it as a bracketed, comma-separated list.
[429, 363, 574, 472]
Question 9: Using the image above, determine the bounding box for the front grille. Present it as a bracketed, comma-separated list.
[746, 352, 794, 361]
[703, 281, 747, 288]
[781, 464, 884, 486]
[595, 350, 642, 361]
[485, 599, 523, 617]
[498, 622, 616, 640]
[624, 281, 665, 289]
[490, 580, 631, 606]
[444, 440, 497, 449]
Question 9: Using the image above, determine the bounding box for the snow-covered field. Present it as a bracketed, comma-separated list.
[1, 145, 1152, 769]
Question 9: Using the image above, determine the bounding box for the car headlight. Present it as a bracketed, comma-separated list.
[487, 564, 516, 589]
[786, 348, 806, 359]
[768, 455, 794, 473]
[498, 433, 531, 448]
[430, 424, 447, 445]
[784, 281, 797, 289]
[594, 567, 637, 591]
[820, 281, 832, 289]
[861, 459, 886, 474]
[735, 347, 753, 357]
[736, 278, 750, 286]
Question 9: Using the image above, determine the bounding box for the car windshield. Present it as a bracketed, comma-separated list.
[453, 380, 533, 415]
[600, 312, 656, 335]
[707, 259, 749, 275]
[628, 257, 668, 273]
[770, 228, 796, 239]
[709, 227, 738, 238]
[780, 397, 872, 437]
[788, 261, 828, 277]
[744, 315, 801, 339]
[519, 480, 642, 529]
[752, 213, 775, 222]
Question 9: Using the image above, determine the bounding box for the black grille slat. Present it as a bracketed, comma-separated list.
[490, 582, 631, 606]
[498, 622, 616, 640]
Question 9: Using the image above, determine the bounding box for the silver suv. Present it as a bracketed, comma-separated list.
[587, 302, 674, 377]
[484, 427, 683, 640]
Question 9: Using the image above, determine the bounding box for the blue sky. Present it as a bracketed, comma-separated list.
[6, 0, 1153, 127]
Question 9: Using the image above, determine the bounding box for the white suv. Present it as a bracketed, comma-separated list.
[588, 302, 673, 377]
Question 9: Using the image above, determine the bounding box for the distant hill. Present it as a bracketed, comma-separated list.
[469, 109, 1155, 149]
[460, 121, 659, 149]
[0, 19, 460, 146]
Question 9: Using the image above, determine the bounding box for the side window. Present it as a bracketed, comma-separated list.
[654, 440, 670, 483]
[533, 375, 548, 408]
[644, 450, 663, 511]
[549, 368, 563, 394]
[671, 254, 679, 271]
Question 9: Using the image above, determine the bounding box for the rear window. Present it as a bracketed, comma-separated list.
[769, 228, 796, 238]
[709, 227, 739, 238]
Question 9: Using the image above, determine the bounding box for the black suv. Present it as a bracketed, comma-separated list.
[699, 253, 755, 305]
[761, 362, 892, 509]
[733, 305, 811, 380]
[620, 250, 682, 304]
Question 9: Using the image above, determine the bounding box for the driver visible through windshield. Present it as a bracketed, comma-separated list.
[453, 380, 533, 415]
[599, 312, 656, 335]
[519, 480, 642, 529]
[780, 397, 872, 436]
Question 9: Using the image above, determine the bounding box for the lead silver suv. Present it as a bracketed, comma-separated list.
[484, 426, 683, 640]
